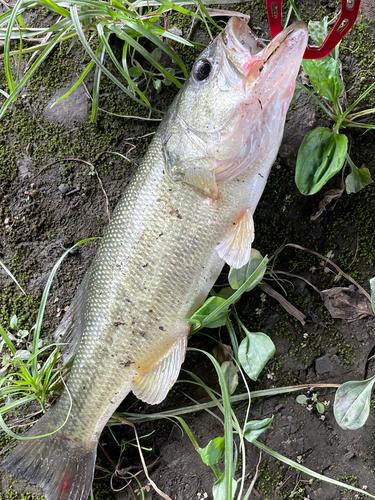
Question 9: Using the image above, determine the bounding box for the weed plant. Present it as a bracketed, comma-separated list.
[0, 0, 224, 122]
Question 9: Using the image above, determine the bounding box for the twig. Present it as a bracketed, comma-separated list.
[95, 168, 111, 222]
[115, 416, 173, 500]
[258, 282, 306, 325]
[271, 243, 371, 302]
[24, 99, 51, 135]
[245, 450, 262, 498]
[270, 269, 322, 297]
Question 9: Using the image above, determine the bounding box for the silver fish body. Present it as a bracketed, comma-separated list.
[3, 18, 308, 500]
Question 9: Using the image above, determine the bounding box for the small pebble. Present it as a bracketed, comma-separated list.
[58, 184, 71, 195]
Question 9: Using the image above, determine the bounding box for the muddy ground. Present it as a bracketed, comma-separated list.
[1, 1, 375, 499]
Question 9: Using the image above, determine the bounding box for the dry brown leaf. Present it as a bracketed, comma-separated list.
[206, 8, 250, 22]
[310, 187, 344, 221]
[259, 283, 306, 326]
[212, 342, 233, 365]
[321, 285, 374, 322]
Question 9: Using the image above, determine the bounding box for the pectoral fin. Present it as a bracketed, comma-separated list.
[184, 167, 218, 200]
[217, 208, 255, 269]
[132, 335, 187, 405]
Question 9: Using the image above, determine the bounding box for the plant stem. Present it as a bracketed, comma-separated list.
[295, 80, 336, 120]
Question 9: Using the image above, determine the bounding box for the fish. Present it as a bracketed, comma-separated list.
[3, 17, 308, 500]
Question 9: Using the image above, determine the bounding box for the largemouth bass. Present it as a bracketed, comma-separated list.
[3, 17, 308, 500]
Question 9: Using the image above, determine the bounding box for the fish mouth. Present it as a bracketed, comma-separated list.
[221, 18, 308, 78]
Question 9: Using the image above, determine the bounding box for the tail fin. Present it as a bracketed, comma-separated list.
[3, 412, 97, 500]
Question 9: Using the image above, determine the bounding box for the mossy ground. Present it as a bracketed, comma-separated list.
[1, 1, 375, 499]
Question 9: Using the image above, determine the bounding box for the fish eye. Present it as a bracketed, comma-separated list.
[194, 59, 212, 81]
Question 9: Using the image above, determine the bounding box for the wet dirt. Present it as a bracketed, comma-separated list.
[1, 1, 375, 499]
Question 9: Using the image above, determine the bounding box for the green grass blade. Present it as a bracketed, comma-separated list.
[0, 396, 35, 414]
[0, 324, 17, 355]
[0, 25, 71, 120]
[31, 237, 98, 377]
[0, 259, 26, 295]
[121, 19, 189, 79]
[70, 6, 152, 110]
[189, 347, 234, 500]
[342, 81, 375, 119]
[112, 25, 182, 87]
[0, 379, 72, 440]
[97, 24, 150, 106]
[90, 39, 106, 123]
[254, 440, 375, 499]
[52, 60, 95, 107]
[4, 0, 24, 94]
[39, 0, 70, 16]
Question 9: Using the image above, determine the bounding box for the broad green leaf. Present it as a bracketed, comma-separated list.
[238, 329, 275, 381]
[228, 249, 265, 290]
[221, 361, 238, 395]
[244, 416, 274, 443]
[370, 277, 375, 314]
[212, 473, 237, 500]
[188, 256, 268, 334]
[200, 436, 225, 466]
[9, 315, 18, 330]
[334, 376, 375, 430]
[302, 57, 343, 104]
[295, 127, 348, 195]
[345, 164, 373, 194]
[128, 66, 143, 78]
[188, 296, 229, 329]
[308, 17, 328, 46]
[217, 287, 235, 300]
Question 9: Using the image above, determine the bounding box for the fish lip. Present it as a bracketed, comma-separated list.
[223, 17, 266, 55]
[221, 18, 308, 77]
[262, 21, 308, 66]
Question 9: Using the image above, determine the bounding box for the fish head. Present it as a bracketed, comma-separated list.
[163, 18, 308, 187]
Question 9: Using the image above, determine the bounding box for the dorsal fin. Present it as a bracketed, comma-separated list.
[54, 268, 91, 363]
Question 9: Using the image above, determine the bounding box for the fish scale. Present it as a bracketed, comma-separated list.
[3, 17, 308, 500]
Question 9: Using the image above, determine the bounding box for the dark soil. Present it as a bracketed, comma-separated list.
[1, 1, 375, 499]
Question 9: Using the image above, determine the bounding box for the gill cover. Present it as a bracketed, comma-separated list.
[162, 19, 308, 197]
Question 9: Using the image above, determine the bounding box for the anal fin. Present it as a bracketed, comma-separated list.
[132, 335, 187, 405]
[217, 208, 255, 269]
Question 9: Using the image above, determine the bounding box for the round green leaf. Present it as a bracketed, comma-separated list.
[228, 249, 265, 290]
[9, 315, 18, 330]
[296, 394, 308, 406]
[188, 296, 229, 329]
[345, 165, 373, 194]
[295, 128, 348, 195]
[212, 473, 237, 500]
[316, 402, 325, 414]
[221, 361, 238, 396]
[333, 377, 375, 430]
[200, 436, 225, 466]
[244, 416, 274, 443]
[238, 330, 275, 381]
[370, 277, 375, 314]
[128, 66, 143, 78]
